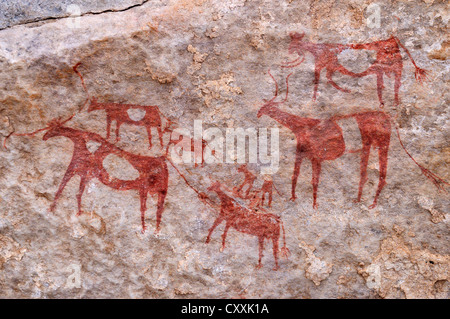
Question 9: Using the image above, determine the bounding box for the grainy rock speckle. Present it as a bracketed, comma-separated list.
[0, 0, 448, 298]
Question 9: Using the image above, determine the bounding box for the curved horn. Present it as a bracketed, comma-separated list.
[73, 62, 87, 93]
[3, 112, 76, 149]
[281, 52, 305, 68]
[281, 56, 300, 66]
[47, 111, 76, 128]
[3, 124, 48, 149]
[60, 112, 76, 126]
[267, 69, 278, 99]
[2, 131, 14, 150]
[72, 62, 90, 110]
[282, 73, 293, 103]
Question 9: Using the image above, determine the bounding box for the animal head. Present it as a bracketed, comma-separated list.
[257, 71, 292, 118]
[281, 32, 306, 69]
[288, 32, 305, 54]
[2, 113, 75, 149]
[42, 118, 68, 140]
[87, 97, 101, 112]
[42, 113, 75, 141]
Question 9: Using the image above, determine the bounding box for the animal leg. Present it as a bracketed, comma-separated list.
[201, 146, 205, 167]
[311, 159, 322, 209]
[206, 212, 224, 243]
[146, 126, 153, 149]
[139, 189, 148, 233]
[335, 63, 360, 78]
[115, 121, 122, 142]
[236, 182, 245, 194]
[157, 127, 163, 147]
[313, 67, 321, 101]
[220, 222, 231, 252]
[256, 236, 264, 269]
[326, 69, 350, 93]
[272, 236, 280, 271]
[370, 145, 389, 209]
[290, 146, 303, 201]
[244, 182, 253, 198]
[50, 168, 76, 212]
[394, 70, 402, 106]
[155, 190, 167, 233]
[376, 72, 385, 108]
[106, 115, 111, 140]
[356, 142, 371, 203]
[268, 190, 273, 207]
[76, 174, 88, 216]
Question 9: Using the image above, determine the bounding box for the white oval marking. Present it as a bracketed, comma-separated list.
[86, 140, 101, 154]
[102, 154, 140, 181]
[338, 49, 376, 73]
[335, 117, 362, 152]
[127, 108, 146, 121]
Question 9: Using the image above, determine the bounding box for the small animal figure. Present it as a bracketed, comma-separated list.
[205, 181, 290, 270]
[88, 97, 164, 149]
[260, 177, 281, 208]
[236, 164, 257, 199]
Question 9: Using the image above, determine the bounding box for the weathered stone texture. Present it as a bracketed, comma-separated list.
[0, 0, 448, 298]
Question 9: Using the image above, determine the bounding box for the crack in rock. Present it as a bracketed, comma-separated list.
[0, 0, 151, 31]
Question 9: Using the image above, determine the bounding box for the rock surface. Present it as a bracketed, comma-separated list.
[0, 0, 151, 30]
[0, 0, 448, 298]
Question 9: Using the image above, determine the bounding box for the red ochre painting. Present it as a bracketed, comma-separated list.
[1, 19, 447, 280]
[283, 32, 428, 107]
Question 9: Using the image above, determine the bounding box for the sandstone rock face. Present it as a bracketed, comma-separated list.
[0, 0, 150, 30]
[0, 0, 448, 298]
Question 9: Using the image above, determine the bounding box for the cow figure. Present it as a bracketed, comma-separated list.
[42, 118, 169, 233]
[88, 97, 164, 149]
[284, 32, 428, 107]
[205, 181, 290, 270]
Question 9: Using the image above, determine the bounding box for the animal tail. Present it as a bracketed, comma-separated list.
[72, 62, 91, 110]
[334, 111, 448, 191]
[394, 125, 448, 192]
[393, 36, 428, 83]
[279, 220, 290, 259]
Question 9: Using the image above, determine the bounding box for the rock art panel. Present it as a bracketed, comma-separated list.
[0, 0, 448, 299]
[284, 32, 428, 107]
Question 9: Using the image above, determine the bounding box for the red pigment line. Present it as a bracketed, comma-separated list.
[166, 157, 217, 209]
[3, 113, 76, 149]
[395, 126, 449, 192]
